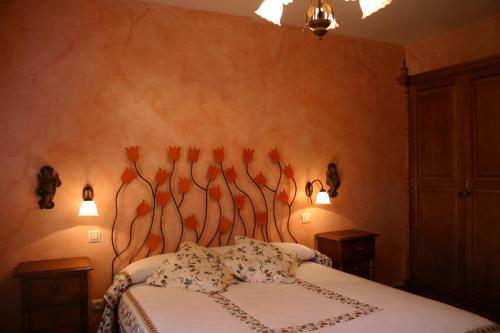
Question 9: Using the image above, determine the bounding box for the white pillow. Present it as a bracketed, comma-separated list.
[120, 254, 170, 284]
[271, 242, 316, 261]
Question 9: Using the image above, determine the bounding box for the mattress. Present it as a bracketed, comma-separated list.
[117, 262, 498, 333]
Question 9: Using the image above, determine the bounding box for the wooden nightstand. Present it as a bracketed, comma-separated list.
[315, 229, 378, 280]
[15, 257, 93, 333]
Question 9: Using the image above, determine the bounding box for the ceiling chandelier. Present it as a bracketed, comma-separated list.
[255, 0, 393, 39]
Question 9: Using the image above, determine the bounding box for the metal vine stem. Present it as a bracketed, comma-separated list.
[111, 214, 139, 280]
[127, 162, 157, 264]
[237, 209, 247, 237]
[233, 181, 254, 237]
[159, 206, 167, 253]
[246, 164, 269, 241]
[269, 161, 284, 241]
[220, 162, 237, 245]
[110, 183, 125, 257]
[285, 177, 298, 243]
[190, 162, 210, 244]
[129, 183, 159, 264]
[207, 200, 222, 246]
[169, 161, 185, 251]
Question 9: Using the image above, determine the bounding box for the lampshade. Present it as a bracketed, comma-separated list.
[315, 189, 331, 204]
[255, 0, 293, 25]
[78, 184, 99, 216]
[359, 0, 392, 19]
[79, 200, 99, 216]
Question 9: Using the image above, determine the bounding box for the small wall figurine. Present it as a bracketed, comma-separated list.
[326, 162, 340, 198]
[36, 165, 62, 209]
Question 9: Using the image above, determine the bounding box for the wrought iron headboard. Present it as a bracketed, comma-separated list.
[110, 146, 298, 279]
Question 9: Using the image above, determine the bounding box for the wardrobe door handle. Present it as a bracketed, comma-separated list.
[462, 191, 471, 197]
[457, 191, 464, 197]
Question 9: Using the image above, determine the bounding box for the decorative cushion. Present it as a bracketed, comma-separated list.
[223, 236, 299, 283]
[146, 242, 235, 293]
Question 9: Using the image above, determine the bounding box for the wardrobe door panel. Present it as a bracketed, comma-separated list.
[413, 187, 462, 293]
[469, 191, 500, 304]
[471, 73, 500, 184]
[416, 84, 459, 186]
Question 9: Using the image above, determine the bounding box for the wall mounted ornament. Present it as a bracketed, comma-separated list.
[326, 162, 340, 197]
[110, 146, 298, 279]
[36, 165, 62, 209]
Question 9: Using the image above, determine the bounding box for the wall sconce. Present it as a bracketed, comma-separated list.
[305, 163, 340, 204]
[79, 184, 99, 216]
[305, 179, 331, 204]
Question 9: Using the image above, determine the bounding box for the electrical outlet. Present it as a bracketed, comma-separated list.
[88, 229, 101, 243]
[91, 298, 104, 311]
[302, 212, 312, 224]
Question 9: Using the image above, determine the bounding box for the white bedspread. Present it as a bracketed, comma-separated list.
[118, 263, 497, 333]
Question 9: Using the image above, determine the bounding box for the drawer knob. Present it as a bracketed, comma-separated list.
[52, 312, 61, 321]
[356, 246, 363, 251]
[50, 282, 61, 293]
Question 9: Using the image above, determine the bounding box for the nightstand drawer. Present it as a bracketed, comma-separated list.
[29, 303, 82, 331]
[27, 275, 83, 306]
[343, 261, 370, 279]
[341, 239, 374, 261]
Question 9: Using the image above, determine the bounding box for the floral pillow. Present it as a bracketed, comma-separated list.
[146, 242, 235, 293]
[223, 236, 299, 283]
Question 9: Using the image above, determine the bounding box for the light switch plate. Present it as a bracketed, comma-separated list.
[302, 211, 312, 224]
[91, 298, 104, 311]
[88, 229, 101, 243]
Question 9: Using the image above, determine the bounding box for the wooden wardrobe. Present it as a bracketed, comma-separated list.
[408, 55, 500, 309]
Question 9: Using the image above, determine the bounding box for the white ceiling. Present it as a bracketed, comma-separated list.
[146, 0, 500, 44]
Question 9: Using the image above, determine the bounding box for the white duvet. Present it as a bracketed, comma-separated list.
[118, 262, 497, 333]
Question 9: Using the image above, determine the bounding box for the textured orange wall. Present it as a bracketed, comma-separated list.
[0, 0, 406, 331]
[406, 14, 500, 74]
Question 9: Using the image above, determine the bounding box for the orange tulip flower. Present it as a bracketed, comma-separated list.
[269, 148, 280, 163]
[220, 218, 232, 234]
[256, 212, 267, 226]
[146, 233, 161, 250]
[156, 191, 170, 207]
[136, 200, 151, 216]
[178, 177, 191, 193]
[225, 167, 236, 182]
[168, 146, 181, 162]
[235, 195, 245, 210]
[243, 148, 254, 163]
[184, 214, 198, 230]
[277, 190, 289, 205]
[213, 147, 224, 163]
[255, 172, 267, 186]
[126, 146, 139, 162]
[207, 164, 219, 181]
[121, 167, 136, 184]
[188, 147, 200, 162]
[155, 168, 169, 184]
[209, 185, 221, 201]
[283, 164, 294, 179]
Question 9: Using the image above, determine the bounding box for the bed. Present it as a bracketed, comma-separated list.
[98, 240, 499, 333]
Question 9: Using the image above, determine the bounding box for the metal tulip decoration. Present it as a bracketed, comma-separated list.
[111, 146, 298, 278]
